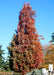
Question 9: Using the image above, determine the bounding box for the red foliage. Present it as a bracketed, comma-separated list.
[8, 3, 44, 75]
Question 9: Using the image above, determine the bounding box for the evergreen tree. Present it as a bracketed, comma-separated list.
[3, 55, 10, 71]
[0, 45, 4, 70]
[49, 33, 54, 43]
[8, 3, 44, 75]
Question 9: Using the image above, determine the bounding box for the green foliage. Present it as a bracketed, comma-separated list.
[0, 45, 5, 70]
[50, 33, 54, 42]
[3, 54, 11, 71]
[3, 61, 10, 71]
[0, 45, 11, 72]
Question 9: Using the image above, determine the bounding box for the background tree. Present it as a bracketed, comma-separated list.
[8, 3, 44, 75]
[42, 44, 54, 69]
[49, 33, 54, 43]
[42, 33, 54, 69]
[3, 54, 10, 71]
[0, 45, 5, 71]
[0, 44, 10, 71]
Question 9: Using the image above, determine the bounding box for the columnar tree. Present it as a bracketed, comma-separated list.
[8, 3, 44, 74]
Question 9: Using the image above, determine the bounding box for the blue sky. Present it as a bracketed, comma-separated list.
[0, 0, 54, 58]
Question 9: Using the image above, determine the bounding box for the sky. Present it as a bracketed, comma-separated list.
[0, 0, 54, 59]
